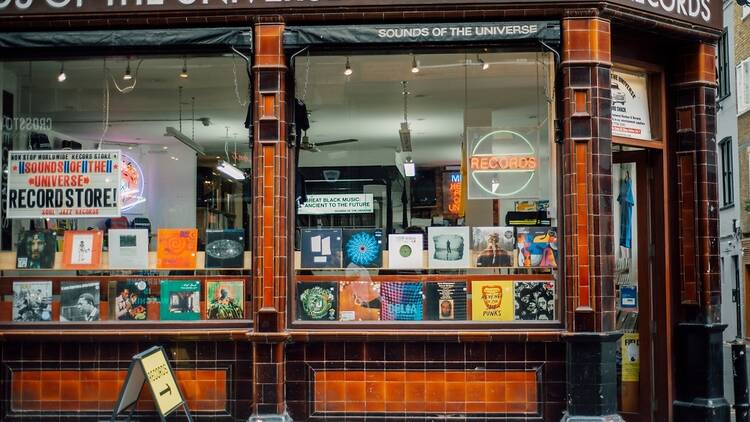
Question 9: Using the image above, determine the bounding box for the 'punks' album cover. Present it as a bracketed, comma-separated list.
[16, 230, 56, 269]
[427, 226, 470, 269]
[297, 282, 338, 321]
[300, 228, 343, 268]
[516, 227, 558, 268]
[109, 280, 149, 321]
[60, 281, 101, 321]
[470, 280, 514, 321]
[206, 280, 245, 320]
[471, 227, 516, 268]
[339, 281, 381, 321]
[160, 280, 201, 320]
[514, 281, 555, 320]
[343, 229, 383, 268]
[425, 281, 467, 320]
[380, 282, 423, 321]
[205, 229, 245, 268]
[12, 281, 53, 322]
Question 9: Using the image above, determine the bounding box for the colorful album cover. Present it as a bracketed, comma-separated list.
[387, 234, 424, 269]
[109, 280, 149, 321]
[514, 201, 538, 212]
[300, 228, 342, 268]
[206, 280, 245, 320]
[339, 281, 382, 321]
[12, 281, 53, 322]
[428, 226, 470, 268]
[62, 230, 103, 269]
[205, 229, 245, 269]
[516, 227, 558, 268]
[343, 229, 383, 268]
[60, 281, 101, 322]
[425, 281, 467, 321]
[471, 280, 514, 321]
[108, 229, 149, 269]
[16, 230, 56, 269]
[296, 282, 338, 321]
[157, 228, 198, 269]
[471, 227, 516, 267]
[160, 280, 201, 321]
[380, 282, 423, 321]
[536, 200, 550, 211]
[514, 281, 555, 320]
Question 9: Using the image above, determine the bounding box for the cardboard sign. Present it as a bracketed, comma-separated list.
[611, 71, 653, 141]
[6, 149, 121, 219]
[621, 333, 640, 382]
[297, 194, 374, 215]
[111, 346, 191, 422]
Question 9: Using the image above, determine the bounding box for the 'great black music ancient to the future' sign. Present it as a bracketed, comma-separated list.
[6, 149, 121, 219]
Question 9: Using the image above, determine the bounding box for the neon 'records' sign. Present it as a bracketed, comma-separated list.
[466, 129, 539, 199]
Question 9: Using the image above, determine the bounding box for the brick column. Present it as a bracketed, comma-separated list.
[251, 20, 289, 420]
[560, 16, 623, 422]
[671, 42, 730, 422]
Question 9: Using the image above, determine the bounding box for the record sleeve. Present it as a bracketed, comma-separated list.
[299, 228, 342, 268]
[60, 281, 101, 321]
[16, 230, 56, 269]
[425, 281, 467, 320]
[470, 280, 514, 321]
[516, 227, 558, 268]
[62, 230, 103, 269]
[160, 280, 201, 320]
[339, 281, 381, 321]
[514, 281, 555, 320]
[427, 226, 471, 269]
[205, 229, 245, 268]
[157, 228, 198, 269]
[108, 229, 149, 269]
[12, 281, 53, 322]
[296, 282, 338, 321]
[387, 234, 424, 269]
[206, 280, 245, 320]
[343, 229, 383, 268]
[380, 282, 423, 321]
[471, 227, 516, 267]
[109, 280, 150, 321]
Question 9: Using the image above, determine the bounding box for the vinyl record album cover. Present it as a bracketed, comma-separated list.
[428, 226, 470, 268]
[297, 282, 338, 321]
[339, 281, 381, 321]
[471, 280, 514, 321]
[60, 281, 101, 321]
[12, 281, 53, 322]
[157, 228, 198, 269]
[471, 227, 516, 267]
[343, 229, 383, 268]
[206, 280, 245, 320]
[300, 228, 342, 268]
[425, 281, 467, 320]
[387, 234, 424, 269]
[62, 230, 103, 269]
[108, 229, 149, 269]
[514, 281, 555, 320]
[16, 230, 56, 269]
[516, 227, 558, 268]
[109, 280, 149, 321]
[160, 280, 201, 320]
[380, 282, 423, 321]
[514, 201, 538, 211]
[205, 229, 245, 268]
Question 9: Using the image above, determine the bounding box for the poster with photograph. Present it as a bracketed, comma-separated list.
[299, 228, 342, 268]
[60, 281, 101, 321]
[62, 230, 103, 269]
[156, 228, 198, 269]
[205, 229, 245, 268]
[108, 229, 149, 269]
[471, 280, 514, 321]
[12, 281, 53, 322]
[109, 280, 149, 321]
[16, 230, 56, 269]
[471, 227, 516, 267]
[516, 227, 558, 268]
[343, 229, 383, 268]
[339, 281, 381, 321]
[387, 234, 424, 269]
[206, 280, 245, 320]
[428, 226, 470, 268]
[425, 281, 467, 320]
[611, 70, 652, 140]
[160, 280, 201, 320]
[380, 282, 423, 321]
[514, 281, 555, 320]
[296, 282, 338, 321]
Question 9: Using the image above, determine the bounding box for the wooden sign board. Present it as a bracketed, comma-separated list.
[111, 346, 192, 422]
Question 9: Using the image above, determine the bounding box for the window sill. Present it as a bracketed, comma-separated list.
[720, 203, 735, 211]
[287, 328, 564, 343]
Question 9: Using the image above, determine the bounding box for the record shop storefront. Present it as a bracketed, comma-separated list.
[0, 1, 726, 421]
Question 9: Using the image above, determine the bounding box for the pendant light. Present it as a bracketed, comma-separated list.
[123, 59, 133, 81]
[57, 62, 67, 82]
[180, 56, 189, 79]
[411, 54, 420, 74]
[344, 56, 353, 76]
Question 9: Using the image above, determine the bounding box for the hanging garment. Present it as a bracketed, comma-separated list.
[617, 177, 635, 248]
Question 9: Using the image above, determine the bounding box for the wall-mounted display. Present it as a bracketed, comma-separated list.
[425, 281, 467, 320]
[205, 229, 245, 268]
[300, 228, 343, 268]
[109, 280, 149, 321]
[297, 282, 338, 321]
[12, 280, 53, 322]
[206, 280, 245, 320]
[156, 228, 198, 269]
[62, 230, 103, 269]
[380, 282, 423, 321]
[387, 234, 424, 269]
[108, 229, 149, 269]
[611, 70, 652, 140]
[16, 230, 56, 269]
[60, 281, 101, 322]
[343, 229, 383, 268]
[160, 280, 201, 321]
[339, 281, 381, 321]
[471, 280, 514, 321]
[516, 227, 558, 268]
[514, 281, 554, 320]
[428, 226, 470, 268]
[471, 227, 515, 267]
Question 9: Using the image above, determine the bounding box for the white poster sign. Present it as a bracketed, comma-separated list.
[6, 150, 121, 219]
[611, 71, 652, 140]
[298, 194, 374, 215]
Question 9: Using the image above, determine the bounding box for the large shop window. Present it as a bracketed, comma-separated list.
[0, 54, 253, 327]
[292, 50, 559, 326]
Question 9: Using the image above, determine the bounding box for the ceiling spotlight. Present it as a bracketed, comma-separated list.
[123, 60, 133, 81]
[403, 157, 416, 177]
[180, 56, 189, 79]
[57, 62, 67, 82]
[344, 56, 353, 76]
[411, 55, 420, 74]
[477, 55, 490, 70]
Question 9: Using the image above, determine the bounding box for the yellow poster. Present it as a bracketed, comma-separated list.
[471, 280, 514, 321]
[140, 348, 184, 416]
[621, 333, 640, 382]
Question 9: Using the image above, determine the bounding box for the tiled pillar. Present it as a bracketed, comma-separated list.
[251, 20, 289, 419]
[560, 16, 622, 422]
[671, 42, 730, 422]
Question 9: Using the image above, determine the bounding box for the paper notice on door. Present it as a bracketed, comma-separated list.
[621, 333, 640, 382]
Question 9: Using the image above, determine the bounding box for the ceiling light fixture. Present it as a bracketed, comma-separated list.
[123, 59, 133, 80]
[411, 55, 420, 74]
[403, 157, 416, 177]
[399, 81, 413, 152]
[344, 56, 353, 76]
[477, 54, 490, 70]
[57, 62, 67, 82]
[165, 126, 206, 155]
[217, 160, 246, 180]
[180, 56, 189, 79]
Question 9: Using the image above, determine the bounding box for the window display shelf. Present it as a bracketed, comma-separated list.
[0, 251, 251, 271]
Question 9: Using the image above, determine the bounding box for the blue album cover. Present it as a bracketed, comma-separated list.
[380, 282, 423, 321]
[343, 229, 383, 268]
[300, 228, 342, 268]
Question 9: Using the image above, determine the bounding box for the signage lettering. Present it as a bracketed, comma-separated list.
[469, 155, 537, 171]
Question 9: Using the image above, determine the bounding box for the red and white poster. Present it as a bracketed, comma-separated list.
[6, 150, 121, 219]
[611, 71, 653, 140]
